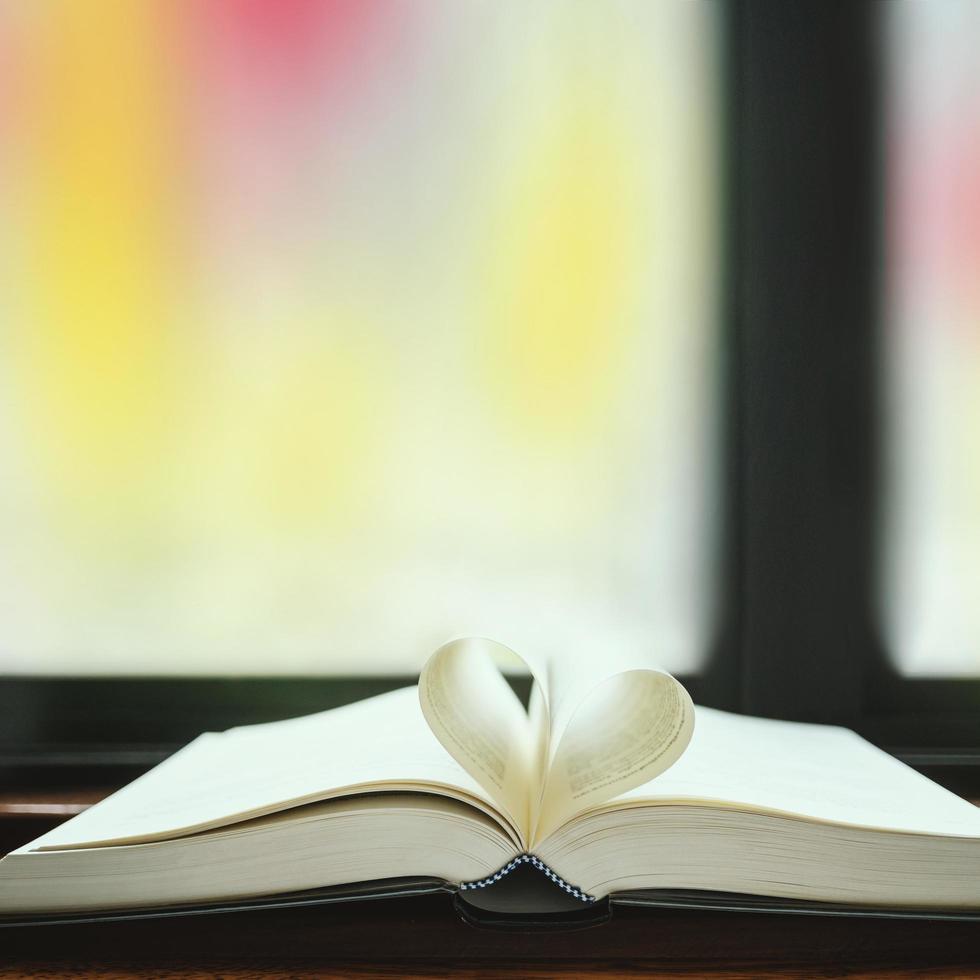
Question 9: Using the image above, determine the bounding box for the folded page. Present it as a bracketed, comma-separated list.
[419, 637, 536, 842]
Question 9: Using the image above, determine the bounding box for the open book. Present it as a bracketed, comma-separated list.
[2, 637, 980, 923]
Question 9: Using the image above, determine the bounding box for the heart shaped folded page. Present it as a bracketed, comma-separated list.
[419, 636, 694, 850]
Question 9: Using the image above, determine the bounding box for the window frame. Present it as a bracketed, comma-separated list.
[734, 0, 980, 778]
[3, 0, 979, 792]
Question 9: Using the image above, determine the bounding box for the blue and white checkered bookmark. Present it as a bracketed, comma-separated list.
[458, 854, 596, 903]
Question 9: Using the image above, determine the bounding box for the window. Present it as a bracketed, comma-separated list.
[2, 2, 978, 787]
[733, 1, 980, 768]
[880, 0, 980, 678]
[0, 2, 721, 677]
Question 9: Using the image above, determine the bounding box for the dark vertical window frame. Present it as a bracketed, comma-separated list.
[736, 0, 874, 726]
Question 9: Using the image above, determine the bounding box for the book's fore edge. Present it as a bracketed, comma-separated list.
[458, 854, 596, 903]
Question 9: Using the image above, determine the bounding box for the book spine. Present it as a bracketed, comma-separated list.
[458, 854, 596, 903]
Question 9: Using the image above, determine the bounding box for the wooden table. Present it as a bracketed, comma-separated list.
[3, 789, 980, 978]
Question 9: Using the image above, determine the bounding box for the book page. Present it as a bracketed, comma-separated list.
[418, 637, 537, 842]
[531, 663, 694, 845]
[417, 636, 695, 847]
[32, 686, 521, 851]
[611, 706, 980, 837]
[521, 639, 690, 768]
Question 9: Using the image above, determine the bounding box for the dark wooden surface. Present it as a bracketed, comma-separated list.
[4, 892, 980, 979]
[3, 790, 980, 978]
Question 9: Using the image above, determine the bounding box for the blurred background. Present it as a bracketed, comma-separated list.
[0, 1, 719, 675]
[0, 0, 978, 733]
